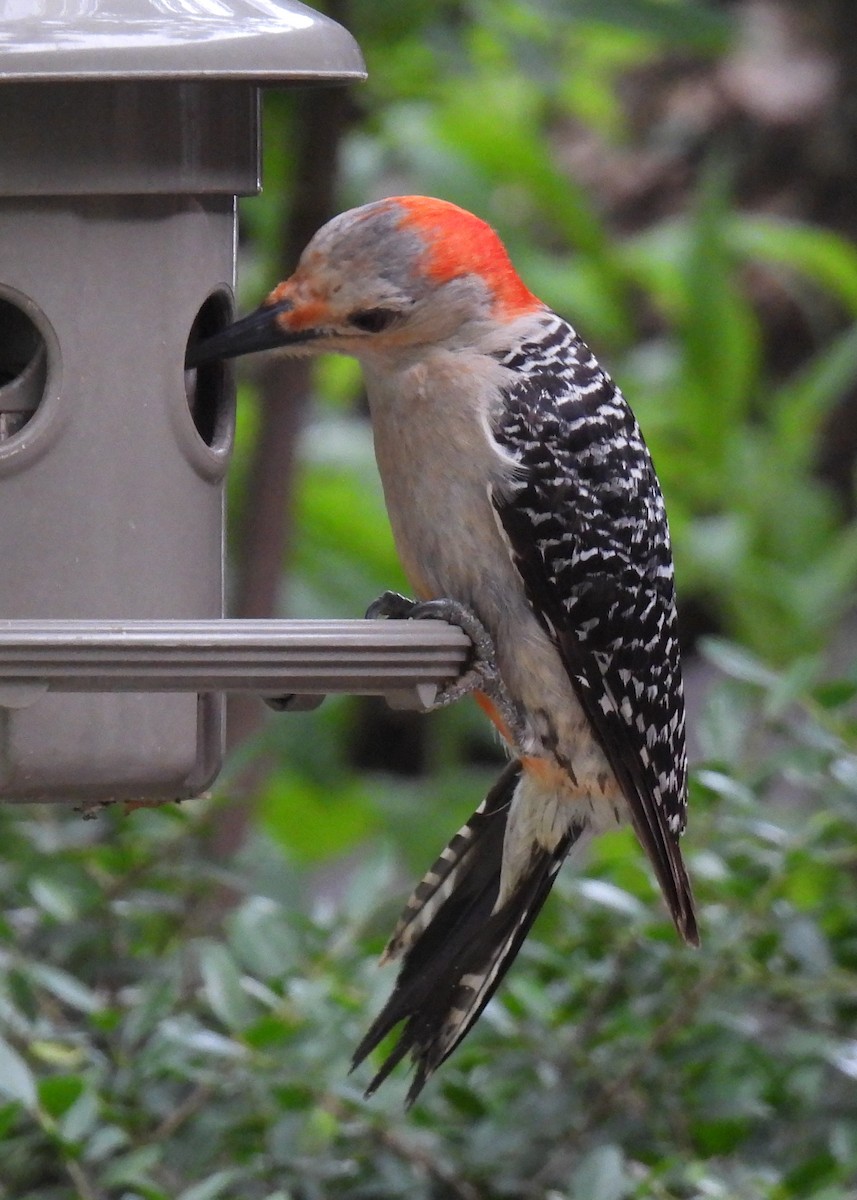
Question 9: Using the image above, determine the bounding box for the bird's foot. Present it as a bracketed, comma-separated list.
[365, 592, 524, 738]
[400, 597, 501, 708]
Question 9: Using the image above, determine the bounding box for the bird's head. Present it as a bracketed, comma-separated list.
[187, 196, 543, 369]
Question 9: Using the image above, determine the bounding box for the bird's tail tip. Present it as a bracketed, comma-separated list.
[352, 761, 583, 1103]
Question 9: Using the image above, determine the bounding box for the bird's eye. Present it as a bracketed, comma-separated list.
[348, 308, 398, 333]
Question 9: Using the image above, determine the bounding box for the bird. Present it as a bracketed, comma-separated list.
[188, 195, 698, 1104]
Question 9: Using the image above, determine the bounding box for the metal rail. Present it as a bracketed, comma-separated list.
[0, 619, 472, 711]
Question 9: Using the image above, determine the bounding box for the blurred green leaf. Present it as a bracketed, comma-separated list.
[773, 324, 857, 469]
[197, 942, 255, 1031]
[681, 169, 761, 433]
[575, 878, 648, 919]
[58, 1084, 100, 1146]
[698, 637, 778, 687]
[102, 1146, 163, 1189]
[37, 1074, 84, 1120]
[0, 1037, 37, 1111]
[26, 964, 103, 1015]
[176, 1170, 243, 1200]
[729, 217, 857, 317]
[569, 1144, 629, 1200]
[226, 897, 298, 979]
[28, 876, 80, 922]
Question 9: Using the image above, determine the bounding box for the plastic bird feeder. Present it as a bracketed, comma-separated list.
[0, 0, 372, 802]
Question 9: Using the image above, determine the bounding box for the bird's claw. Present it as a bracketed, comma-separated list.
[364, 592, 524, 736]
[364, 591, 419, 621]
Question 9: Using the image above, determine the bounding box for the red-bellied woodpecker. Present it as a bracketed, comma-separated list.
[189, 196, 698, 1103]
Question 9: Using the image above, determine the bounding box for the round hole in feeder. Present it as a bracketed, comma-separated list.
[0, 298, 47, 442]
[184, 291, 234, 451]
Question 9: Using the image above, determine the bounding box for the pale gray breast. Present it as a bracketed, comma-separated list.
[363, 351, 520, 604]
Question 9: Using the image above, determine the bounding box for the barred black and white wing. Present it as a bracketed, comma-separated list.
[490, 312, 698, 945]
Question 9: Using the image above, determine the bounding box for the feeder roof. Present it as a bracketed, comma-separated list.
[0, 0, 366, 84]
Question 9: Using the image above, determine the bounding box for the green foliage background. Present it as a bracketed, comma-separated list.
[2, 2, 857, 1197]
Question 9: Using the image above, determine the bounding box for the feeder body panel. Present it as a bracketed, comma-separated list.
[0, 195, 233, 800]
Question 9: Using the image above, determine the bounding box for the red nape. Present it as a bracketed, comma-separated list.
[394, 196, 542, 319]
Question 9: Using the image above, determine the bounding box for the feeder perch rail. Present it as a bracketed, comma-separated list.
[0, 619, 472, 713]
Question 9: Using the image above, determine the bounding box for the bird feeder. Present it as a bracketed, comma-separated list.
[0, 0, 374, 803]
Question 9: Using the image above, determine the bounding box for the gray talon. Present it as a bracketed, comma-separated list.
[365, 591, 417, 620]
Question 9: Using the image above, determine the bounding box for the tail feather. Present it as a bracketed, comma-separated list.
[381, 761, 518, 964]
[352, 761, 584, 1104]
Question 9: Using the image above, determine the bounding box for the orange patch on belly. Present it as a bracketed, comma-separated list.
[520, 755, 624, 808]
[519, 755, 571, 790]
[474, 690, 513, 744]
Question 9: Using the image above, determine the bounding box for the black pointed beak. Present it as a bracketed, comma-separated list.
[186, 301, 316, 369]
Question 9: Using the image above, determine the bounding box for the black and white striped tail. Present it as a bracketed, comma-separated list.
[352, 761, 583, 1104]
